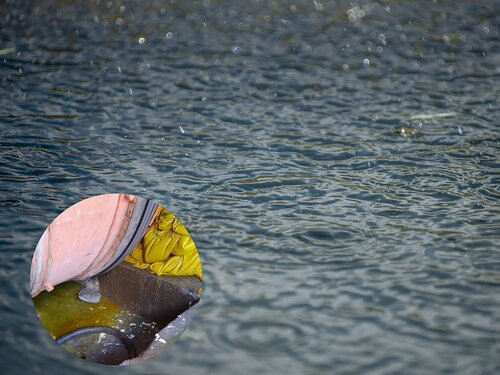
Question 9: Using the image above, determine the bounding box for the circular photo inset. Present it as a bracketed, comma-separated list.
[30, 193, 202, 365]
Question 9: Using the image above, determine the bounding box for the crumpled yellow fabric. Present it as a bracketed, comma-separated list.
[125, 207, 202, 279]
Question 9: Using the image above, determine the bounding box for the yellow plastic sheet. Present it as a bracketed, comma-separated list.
[125, 207, 202, 279]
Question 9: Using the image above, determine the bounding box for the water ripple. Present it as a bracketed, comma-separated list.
[1, 0, 500, 374]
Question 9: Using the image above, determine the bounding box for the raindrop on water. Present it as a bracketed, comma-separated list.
[363, 58, 370, 65]
[138, 37, 145, 44]
[166, 32, 174, 39]
[179, 126, 185, 134]
[232, 46, 241, 54]
[347, 6, 365, 22]
[314, 1, 324, 11]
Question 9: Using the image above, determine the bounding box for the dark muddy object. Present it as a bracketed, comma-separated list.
[56, 326, 136, 364]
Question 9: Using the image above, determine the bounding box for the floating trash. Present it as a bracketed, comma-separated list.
[410, 112, 457, 121]
[395, 125, 419, 138]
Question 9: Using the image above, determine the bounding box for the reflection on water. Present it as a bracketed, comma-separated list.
[1, 0, 499, 374]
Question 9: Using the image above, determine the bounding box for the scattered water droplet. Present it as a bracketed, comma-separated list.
[179, 126, 185, 134]
[457, 127, 463, 135]
[347, 6, 365, 22]
[201, 97, 207, 102]
[363, 58, 370, 65]
[232, 46, 241, 54]
[314, 1, 324, 11]
[166, 32, 174, 39]
[138, 37, 145, 45]
[117, 66, 121, 73]
[129, 88, 133, 95]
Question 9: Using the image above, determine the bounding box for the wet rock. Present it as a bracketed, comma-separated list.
[81, 276, 100, 291]
[78, 287, 101, 304]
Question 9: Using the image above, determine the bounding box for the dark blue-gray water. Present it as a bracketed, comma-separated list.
[1, 0, 499, 374]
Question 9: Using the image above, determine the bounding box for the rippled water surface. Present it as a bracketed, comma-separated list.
[1, 0, 499, 374]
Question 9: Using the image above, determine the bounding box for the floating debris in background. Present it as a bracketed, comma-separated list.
[410, 112, 457, 121]
[395, 125, 419, 138]
[0, 47, 16, 56]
